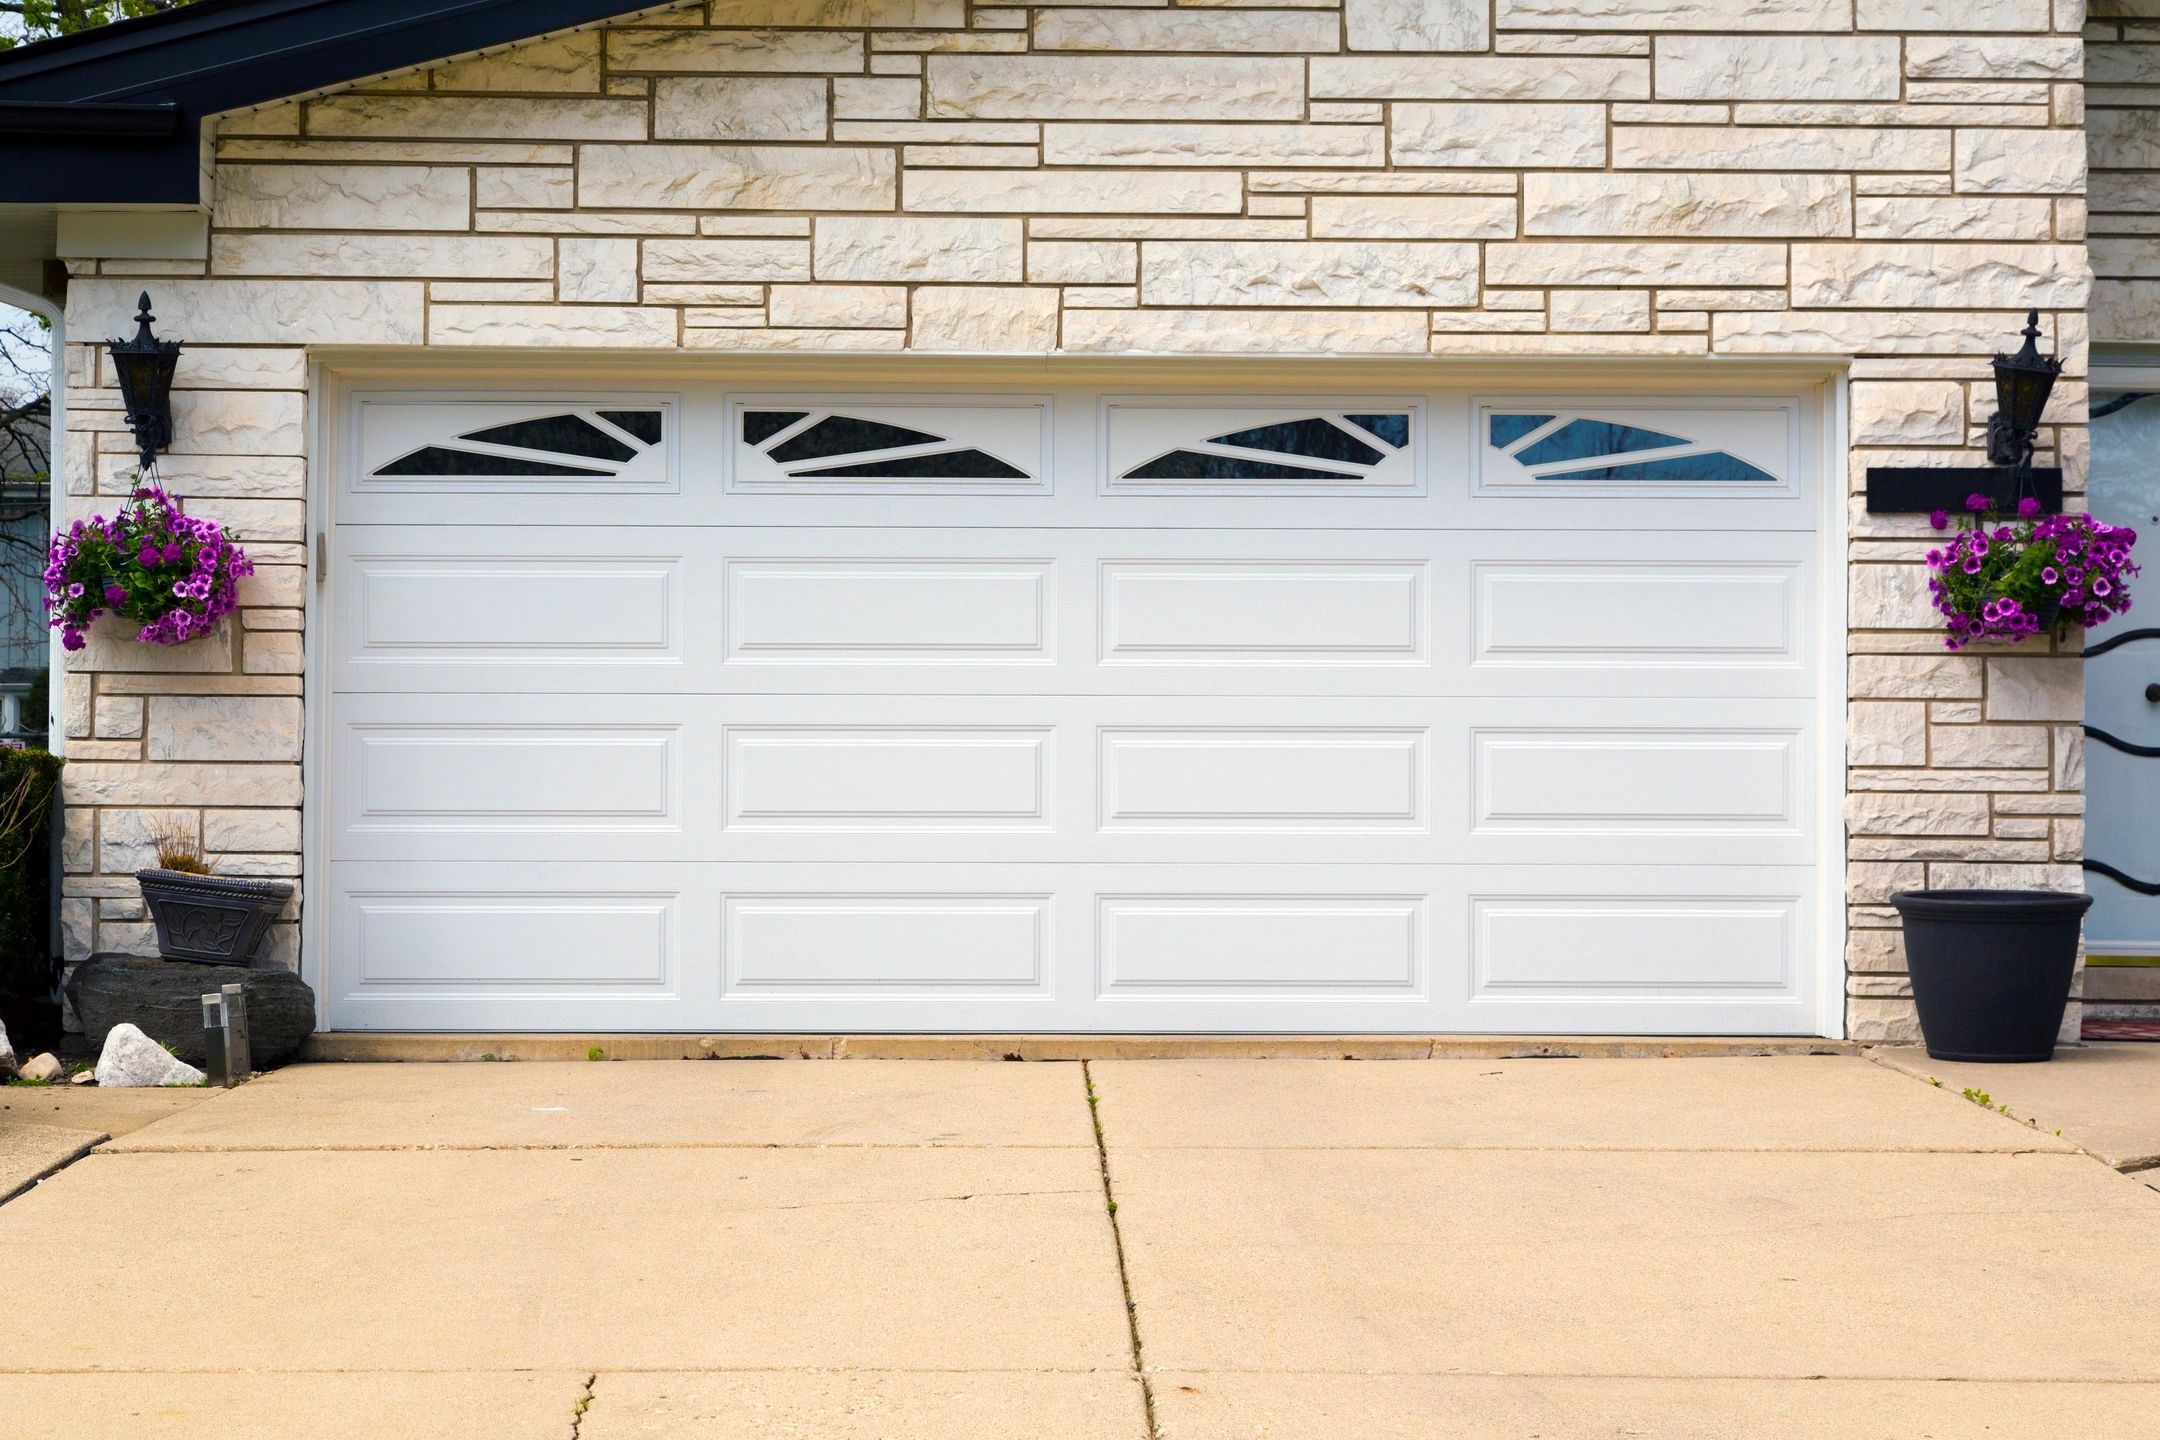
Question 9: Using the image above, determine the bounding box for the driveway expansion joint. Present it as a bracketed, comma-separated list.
[1084, 1059, 1160, 1440]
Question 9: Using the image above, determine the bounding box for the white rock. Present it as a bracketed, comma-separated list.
[814, 216, 1024, 282]
[1310, 56, 1646, 102]
[428, 304, 681, 348]
[64, 278, 425, 347]
[1955, 129, 2087, 197]
[1141, 239, 1479, 308]
[432, 33, 602, 93]
[146, 696, 304, 764]
[1045, 123, 1384, 170]
[1850, 381, 1968, 447]
[655, 76, 831, 141]
[1858, 0, 2048, 28]
[606, 27, 863, 75]
[1654, 36, 1901, 102]
[306, 94, 646, 141]
[1613, 124, 1948, 173]
[642, 238, 811, 283]
[212, 233, 556, 283]
[927, 55, 1305, 121]
[18, 1053, 64, 1084]
[0, 1017, 14, 1076]
[1501, 0, 1847, 25]
[904, 168, 1241, 215]
[1310, 195, 1518, 240]
[95, 1024, 206, 1089]
[1522, 172, 1850, 238]
[579, 144, 894, 211]
[1789, 243, 2090, 310]
[1855, 197, 2053, 243]
[215, 163, 471, 231]
[1346, 0, 1489, 52]
[1061, 306, 1429, 355]
[1486, 241, 1784, 287]
[1905, 36, 2082, 81]
[1987, 658, 2084, 722]
[1036, 8, 1339, 52]
[1549, 289, 1650, 333]
[72, 1070, 96, 1086]
[910, 286, 1060, 352]
[1392, 102, 1607, 168]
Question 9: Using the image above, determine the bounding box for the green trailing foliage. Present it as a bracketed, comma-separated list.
[0, 747, 59, 1005]
[0, 1, 201, 49]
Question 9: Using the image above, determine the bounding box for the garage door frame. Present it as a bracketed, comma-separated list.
[300, 353, 1851, 1038]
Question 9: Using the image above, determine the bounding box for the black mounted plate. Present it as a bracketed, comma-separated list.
[1864, 466, 2063, 515]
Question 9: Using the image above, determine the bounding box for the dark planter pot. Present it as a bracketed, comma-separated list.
[137, 869, 295, 968]
[1890, 889, 2093, 1063]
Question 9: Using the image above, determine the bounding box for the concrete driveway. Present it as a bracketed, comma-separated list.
[3, 1054, 2158, 1438]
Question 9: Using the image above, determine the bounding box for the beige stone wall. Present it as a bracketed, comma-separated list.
[55, 0, 2098, 1038]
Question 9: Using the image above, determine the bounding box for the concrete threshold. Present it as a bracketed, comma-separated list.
[301, 1032, 1858, 1063]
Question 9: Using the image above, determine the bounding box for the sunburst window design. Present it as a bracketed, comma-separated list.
[739, 409, 1034, 483]
[1486, 412, 1777, 485]
[1119, 411, 1412, 486]
[371, 409, 667, 480]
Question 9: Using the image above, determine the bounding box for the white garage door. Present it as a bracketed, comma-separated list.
[322, 381, 1827, 1034]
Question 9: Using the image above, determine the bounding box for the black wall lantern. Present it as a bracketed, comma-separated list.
[1866, 308, 2065, 515]
[107, 290, 183, 472]
[1985, 309, 2065, 470]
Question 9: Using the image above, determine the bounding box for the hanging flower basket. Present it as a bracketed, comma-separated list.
[1924, 493, 2139, 650]
[45, 484, 254, 650]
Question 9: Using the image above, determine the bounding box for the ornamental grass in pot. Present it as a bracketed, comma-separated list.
[136, 818, 292, 969]
[1895, 494, 2139, 1062]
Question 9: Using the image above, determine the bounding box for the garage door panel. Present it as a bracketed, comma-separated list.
[330, 695, 1811, 868]
[333, 526, 1812, 699]
[326, 861, 1812, 1032]
[325, 862, 719, 1032]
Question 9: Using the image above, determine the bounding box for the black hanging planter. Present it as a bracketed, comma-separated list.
[137, 869, 294, 967]
[1890, 889, 2093, 1063]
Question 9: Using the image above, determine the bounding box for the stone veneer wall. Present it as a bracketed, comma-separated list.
[52, 0, 2099, 1039]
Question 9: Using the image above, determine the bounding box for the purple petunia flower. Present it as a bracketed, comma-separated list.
[1967, 493, 1993, 513]
[2018, 496, 2043, 518]
[1930, 509, 1949, 531]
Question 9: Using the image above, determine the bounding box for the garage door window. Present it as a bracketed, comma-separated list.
[1480, 401, 1795, 494]
[357, 397, 675, 491]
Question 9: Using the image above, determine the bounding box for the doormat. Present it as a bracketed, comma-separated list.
[2082, 1018, 2160, 1042]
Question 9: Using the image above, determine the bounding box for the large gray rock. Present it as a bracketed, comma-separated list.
[95, 1023, 206, 1088]
[65, 955, 315, 1069]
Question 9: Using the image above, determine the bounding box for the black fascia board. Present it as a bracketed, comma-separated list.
[0, 0, 652, 206]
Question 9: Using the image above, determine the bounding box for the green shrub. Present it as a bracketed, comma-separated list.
[0, 748, 62, 1005]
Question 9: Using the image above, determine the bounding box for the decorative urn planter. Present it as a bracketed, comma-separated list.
[136, 869, 294, 967]
[1890, 889, 2094, 1063]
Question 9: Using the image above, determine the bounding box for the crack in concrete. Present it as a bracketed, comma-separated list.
[1085, 1059, 1160, 1440]
[568, 1373, 595, 1440]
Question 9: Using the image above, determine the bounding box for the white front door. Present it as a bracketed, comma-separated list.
[320, 379, 1827, 1034]
[2086, 387, 2160, 957]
